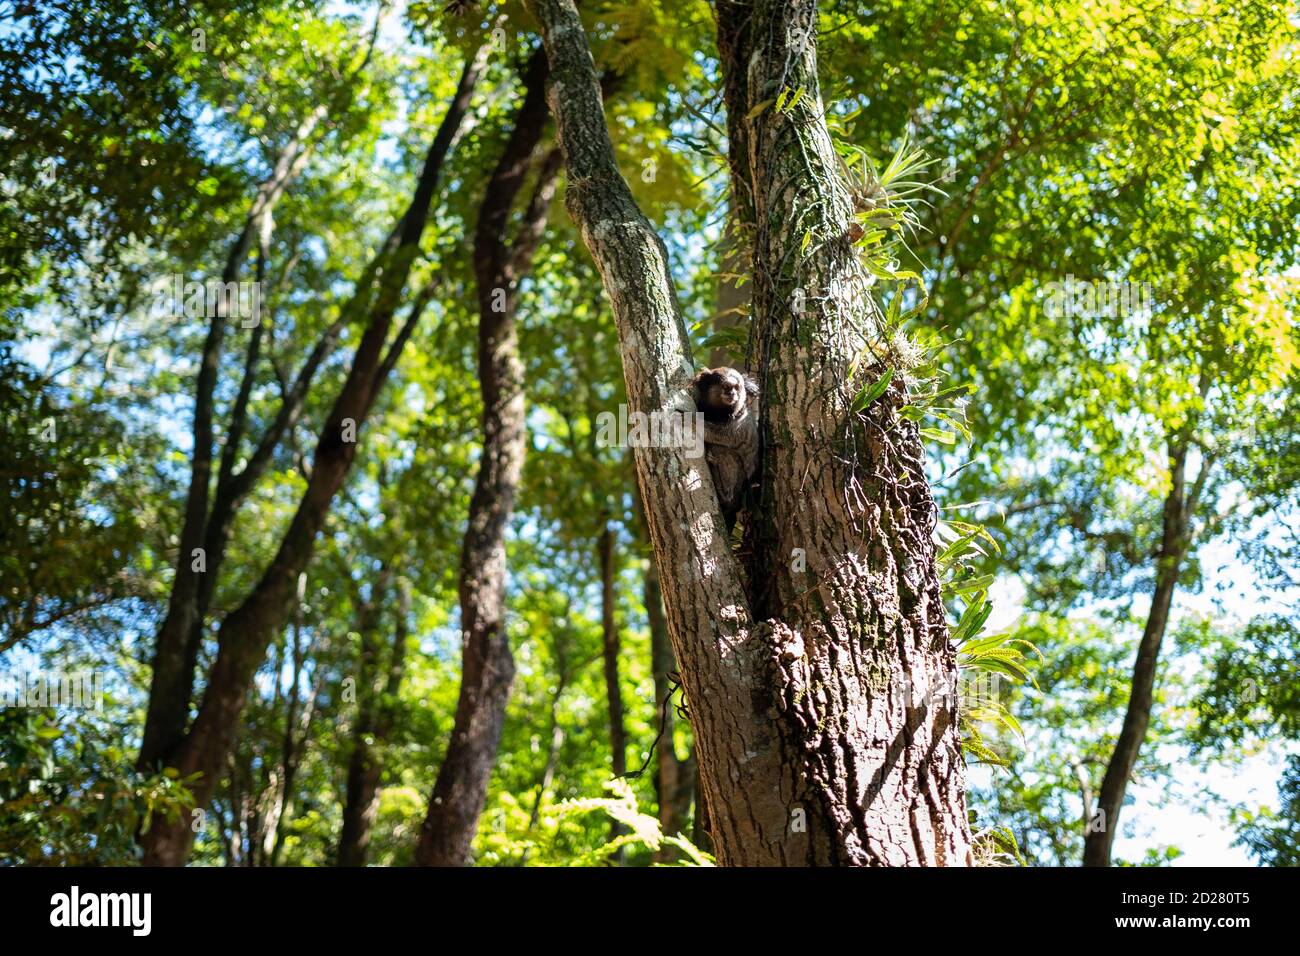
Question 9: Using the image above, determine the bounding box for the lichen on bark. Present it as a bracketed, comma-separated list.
[528, 0, 973, 866]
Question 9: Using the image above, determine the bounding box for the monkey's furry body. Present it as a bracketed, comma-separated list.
[690, 367, 760, 527]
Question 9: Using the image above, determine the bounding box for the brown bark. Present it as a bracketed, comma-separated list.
[138, 48, 487, 865]
[738, 0, 972, 864]
[528, 0, 972, 865]
[651, 564, 699, 852]
[1083, 440, 1198, 866]
[709, 2, 755, 369]
[414, 49, 560, 866]
[636, 492, 695, 848]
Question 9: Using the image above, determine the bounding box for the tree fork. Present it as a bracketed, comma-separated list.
[528, 0, 973, 865]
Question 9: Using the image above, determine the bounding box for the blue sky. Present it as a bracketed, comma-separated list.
[979, 526, 1299, 865]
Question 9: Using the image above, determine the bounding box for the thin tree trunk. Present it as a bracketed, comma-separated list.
[255, 575, 306, 867]
[337, 574, 409, 866]
[138, 48, 487, 865]
[520, 674, 568, 865]
[638, 493, 694, 852]
[139, 10, 410, 775]
[1083, 440, 1193, 866]
[599, 520, 627, 778]
[598, 519, 627, 857]
[414, 48, 560, 867]
[531, 721, 566, 827]
[248, 574, 304, 868]
[227, 752, 246, 865]
[138, 108, 322, 771]
[269, 656, 327, 867]
[337, 566, 389, 866]
[528, 0, 972, 865]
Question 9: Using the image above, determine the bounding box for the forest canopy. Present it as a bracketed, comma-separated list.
[1, 0, 1298, 869]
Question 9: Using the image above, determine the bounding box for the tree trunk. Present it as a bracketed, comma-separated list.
[268, 643, 327, 867]
[414, 49, 560, 866]
[520, 673, 568, 865]
[138, 107, 322, 772]
[599, 520, 627, 778]
[337, 571, 388, 868]
[598, 519, 628, 856]
[528, 0, 972, 865]
[709, 0, 755, 373]
[137, 48, 487, 866]
[1082, 441, 1190, 866]
[638, 496, 694, 850]
[338, 574, 409, 866]
[652, 577, 700, 855]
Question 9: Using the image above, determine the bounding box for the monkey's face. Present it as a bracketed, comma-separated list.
[696, 368, 750, 423]
[709, 371, 745, 411]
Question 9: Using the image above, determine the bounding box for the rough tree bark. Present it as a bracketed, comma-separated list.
[414, 49, 561, 866]
[528, 0, 972, 865]
[635, 490, 695, 847]
[137, 47, 487, 865]
[709, 1, 756, 373]
[649, 550, 697, 846]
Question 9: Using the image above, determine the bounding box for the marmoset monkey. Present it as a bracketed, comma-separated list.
[690, 367, 760, 529]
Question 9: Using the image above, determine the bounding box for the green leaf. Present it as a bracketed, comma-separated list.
[852, 367, 893, 411]
[945, 572, 995, 595]
[920, 426, 958, 444]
